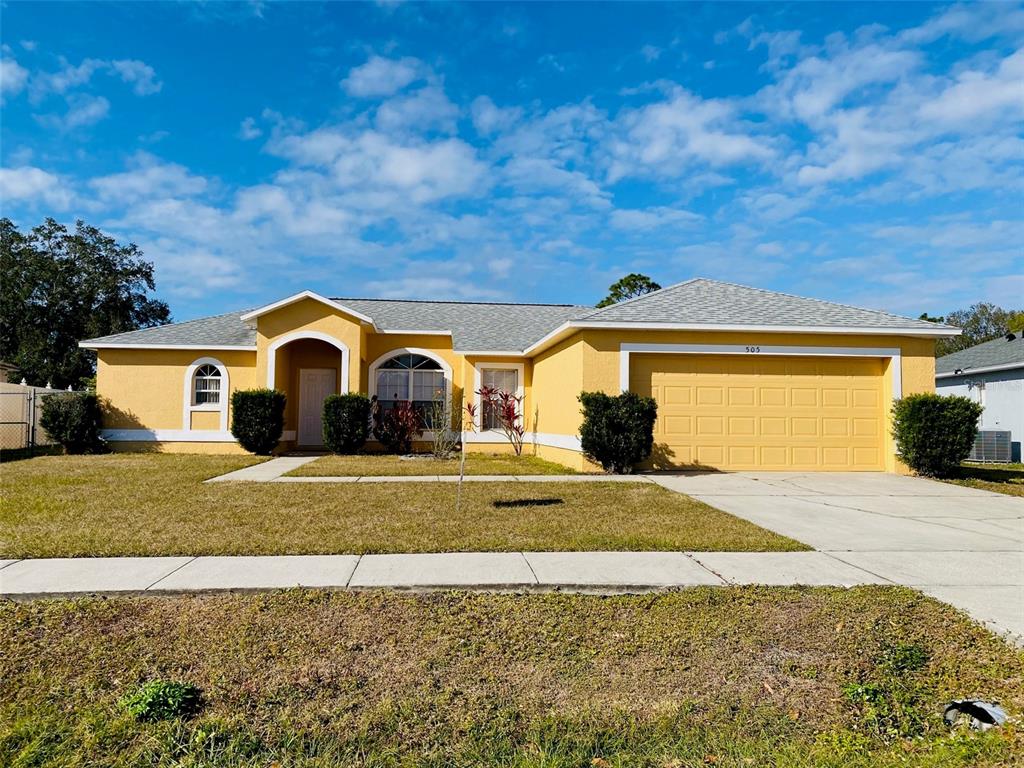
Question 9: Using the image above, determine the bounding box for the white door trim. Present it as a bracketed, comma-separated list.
[619, 343, 902, 400]
[297, 367, 336, 447]
[266, 331, 349, 392]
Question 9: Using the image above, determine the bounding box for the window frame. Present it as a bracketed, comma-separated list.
[473, 361, 525, 433]
[182, 357, 230, 432]
[367, 348, 453, 436]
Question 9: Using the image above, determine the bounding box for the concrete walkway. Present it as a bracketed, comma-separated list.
[206, 455, 653, 483]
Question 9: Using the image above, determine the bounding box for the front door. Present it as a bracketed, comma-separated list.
[298, 368, 336, 446]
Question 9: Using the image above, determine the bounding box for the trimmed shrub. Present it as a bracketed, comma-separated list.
[39, 392, 104, 454]
[120, 680, 202, 722]
[891, 393, 982, 477]
[371, 398, 422, 454]
[230, 388, 286, 455]
[578, 391, 658, 474]
[322, 393, 371, 454]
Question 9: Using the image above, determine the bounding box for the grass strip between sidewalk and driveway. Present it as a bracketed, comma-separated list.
[286, 452, 579, 477]
[2, 587, 1022, 767]
[0, 454, 805, 558]
[943, 462, 1024, 497]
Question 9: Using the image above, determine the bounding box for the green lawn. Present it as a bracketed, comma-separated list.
[944, 462, 1024, 497]
[287, 451, 577, 476]
[2, 588, 1021, 767]
[0, 454, 804, 557]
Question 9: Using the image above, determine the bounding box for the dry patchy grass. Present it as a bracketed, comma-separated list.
[1, 588, 1022, 767]
[0, 454, 803, 557]
[288, 451, 577, 476]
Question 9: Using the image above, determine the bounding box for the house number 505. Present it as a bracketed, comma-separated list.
[745, 346, 761, 353]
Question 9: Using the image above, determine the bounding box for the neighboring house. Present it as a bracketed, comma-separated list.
[936, 332, 1024, 462]
[79, 278, 958, 472]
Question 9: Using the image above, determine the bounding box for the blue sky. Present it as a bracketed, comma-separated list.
[1, 1, 1022, 322]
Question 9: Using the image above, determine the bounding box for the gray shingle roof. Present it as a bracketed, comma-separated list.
[333, 298, 587, 351]
[936, 333, 1024, 375]
[576, 278, 957, 331]
[82, 310, 257, 347]
[81, 278, 956, 353]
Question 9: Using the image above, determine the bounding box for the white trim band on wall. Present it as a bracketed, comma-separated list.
[462, 431, 582, 452]
[266, 331, 350, 393]
[619, 343, 903, 400]
[102, 429, 297, 443]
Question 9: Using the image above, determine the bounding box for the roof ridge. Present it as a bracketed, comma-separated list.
[686, 278, 956, 329]
[333, 297, 589, 308]
[578, 277, 702, 319]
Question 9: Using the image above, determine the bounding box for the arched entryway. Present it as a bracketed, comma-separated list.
[267, 332, 349, 447]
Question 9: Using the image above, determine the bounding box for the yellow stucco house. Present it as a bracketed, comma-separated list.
[80, 278, 959, 472]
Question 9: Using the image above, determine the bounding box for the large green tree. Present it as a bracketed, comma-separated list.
[0, 218, 170, 388]
[596, 273, 661, 308]
[921, 303, 1024, 357]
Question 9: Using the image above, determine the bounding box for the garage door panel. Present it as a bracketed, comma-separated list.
[633, 353, 886, 471]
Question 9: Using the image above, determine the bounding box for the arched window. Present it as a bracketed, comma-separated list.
[375, 353, 446, 427]
[192, 364, 222, 405]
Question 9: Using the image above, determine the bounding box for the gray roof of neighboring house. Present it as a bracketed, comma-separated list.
[936, 332, 1024, 375]
[80, 278, 955, 353]
[575, 278, 956, 331]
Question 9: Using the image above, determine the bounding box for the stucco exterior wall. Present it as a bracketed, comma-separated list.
[255, 298, 363, 394]
[97, 348, 257, 430]
[530, 336, 585, 438]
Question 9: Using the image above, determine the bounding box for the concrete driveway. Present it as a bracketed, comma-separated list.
[651, 471, 1024, 642]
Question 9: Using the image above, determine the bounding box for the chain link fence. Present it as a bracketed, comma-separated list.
[0, 383, 67, 453]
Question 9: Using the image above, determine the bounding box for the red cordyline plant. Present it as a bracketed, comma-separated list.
[476, 385, 526, 456]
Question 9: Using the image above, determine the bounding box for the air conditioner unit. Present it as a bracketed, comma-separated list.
[969, 430, 1012, 463]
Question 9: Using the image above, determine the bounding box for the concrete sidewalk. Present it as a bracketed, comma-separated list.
[0, 550, 887, 596]
[2, 549, 1018, 643]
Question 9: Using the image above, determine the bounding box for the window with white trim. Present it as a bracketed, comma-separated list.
[375, 353, 446, 427]
[192, 364, 222, 406]
[480, 367, 518, 430]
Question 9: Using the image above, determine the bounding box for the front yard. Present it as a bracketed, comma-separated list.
[287, 451, 577, 476]
[943, 462, 1024, 497]
[2, 588, 1022, 767]
[0, 454, 804, 557]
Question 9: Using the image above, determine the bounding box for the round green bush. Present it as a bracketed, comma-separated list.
[578, 391, 658, 474]
[891, 393, 983, 477]
[230, 388, 286, 455]
[322, 393, 371, 453]
[39, 392, 105, 454]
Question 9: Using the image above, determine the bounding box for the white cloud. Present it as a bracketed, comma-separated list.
[238, 116, 262, 140]
[609, 206, 702, 230]
[470, 95, 521, 136]
[375, 86, 459, 134]
[0, 166, 72, 208]
[640, 45, 661, 62]
[918, 49, 1024, 126]
[0, 56, 28, 100]
[109, 59, 162, 95]
[341, 55, 426, 97]
[89, 153, 208, 203]
[37, 93, 110, 130]
[607, 86, 773, 182]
